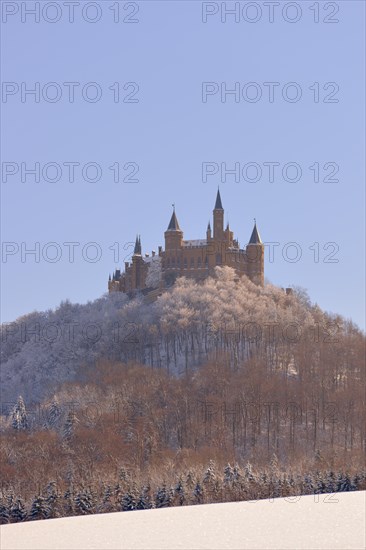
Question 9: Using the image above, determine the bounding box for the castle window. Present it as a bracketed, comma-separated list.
[198, 257, 202, 268]
[184, 258, 188, 269]
[216, 253, 222, 265]
[205, 256, 208, 267]
[190, 257, 195, 269]
[172, 257, 176, 267]
[167, 257, 170, 268]
[177, 257, 180, 267]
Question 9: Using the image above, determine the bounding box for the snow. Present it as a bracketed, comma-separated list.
[1, 492, 365, 550]
[183, 239, 207, 247]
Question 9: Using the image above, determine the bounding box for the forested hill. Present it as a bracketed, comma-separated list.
[1, 267, 364, 405]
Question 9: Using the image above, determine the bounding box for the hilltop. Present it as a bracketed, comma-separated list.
[1, 267, 364, 406]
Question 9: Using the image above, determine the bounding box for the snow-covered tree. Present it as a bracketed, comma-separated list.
[44, 398, 62, 430]
[224, 464, 234, 484]
[155, 485, 171, 508]
[270, 453, 279, 473]
[122, 485, 138, 511]
[203, 460, 216, 485]
[10, 498, 27, 523]
[244, 462, 255, 483]
[174, 477, 185, 506]
[337, 473, 356, 492]
[193, 481, 203, 504]
[45, 482, 59, 518]
[145, 256, 162, 288]
[136, 485, 153, 510]
[232, 464, 241, 482]
[74, 488, 94, 515]
[63, 488, 74, 516]
[0, 502, 9, 524]
[119, 467, 130, 484]
[29, 496, 50, 521]
[12, 396, 28, 431]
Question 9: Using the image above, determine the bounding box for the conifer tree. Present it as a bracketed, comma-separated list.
[174, 477, 185, 506]
[45, 398, 62, 430]
[12, 396, 28, 431]
[244, 462, 255, 483]
[193, 481, 203, 504]
[224, 464, 234, 484]
[325, 471, 336, 493]
[45, 482, 59, 518]
[10, 498, 27, 523]
[155, 485, 171, 508]
[269, 453, 279, 475]
[337, 473, 356, 492]
[122, 486, 138, 511]
[29, 496, 50, 521]
[203, 460, 216, 485]
[136, 485, 153, 510]
[0, 502, 9, 525]
[185, 470, 195, 490]
[74, 488, 94, 515]
[103, 485, 112, 503]
[303, 473, 314, 495]
[316, 473, 327, 494]
[114, 483, 122, 508]
[63, 487, 74, 516]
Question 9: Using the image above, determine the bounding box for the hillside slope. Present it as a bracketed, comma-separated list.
[1, 267, 364, 406]
[1, 491, 365, 550]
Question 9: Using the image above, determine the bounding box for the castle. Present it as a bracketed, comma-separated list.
[108, 190, 264, 294]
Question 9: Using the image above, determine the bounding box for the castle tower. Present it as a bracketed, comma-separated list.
[213, 189, 224, 240]
[164, 207, 183, 250]
[131, 234, 144, 290]
[206, 221, 211, 241]
[246, 221, 264, 286]
[225, 222, 234, 246]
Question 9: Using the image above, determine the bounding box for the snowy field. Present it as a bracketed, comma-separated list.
[1, 492, 365, 550]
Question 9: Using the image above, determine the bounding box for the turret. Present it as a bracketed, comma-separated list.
[164, 206, 183, 250]
[225, 222, 234, 246]
[133, 234, 142, 256]
[246, 220, 264, 286]
[206, 221, 211, 241]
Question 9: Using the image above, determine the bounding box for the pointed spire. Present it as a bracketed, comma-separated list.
[133, 235, 142, 255]
[249, 220, 262, 244]
[207, 220, 211, 231]
[167, 207, 181, 231]
[214, 188, 223, 210]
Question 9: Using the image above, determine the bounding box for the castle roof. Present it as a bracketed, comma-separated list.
[167, 210, 181, 231]
[214, 189, 223, 210]
[249, 222, 262, 244]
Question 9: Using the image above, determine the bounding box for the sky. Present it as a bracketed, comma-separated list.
[1, 0, 365, 330]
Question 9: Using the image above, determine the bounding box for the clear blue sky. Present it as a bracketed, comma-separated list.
[1, 1, 365, 330]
